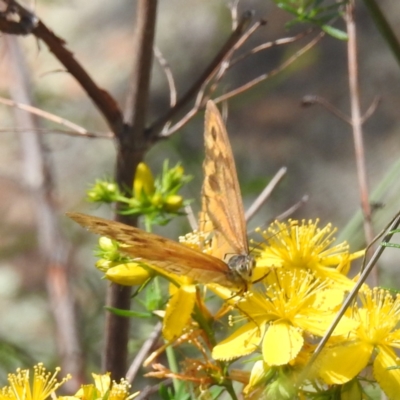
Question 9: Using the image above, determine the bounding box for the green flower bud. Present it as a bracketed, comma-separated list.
[164, 194, 183, 212]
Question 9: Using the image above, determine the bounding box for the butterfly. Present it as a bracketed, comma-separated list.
[67, 100, 254, 290]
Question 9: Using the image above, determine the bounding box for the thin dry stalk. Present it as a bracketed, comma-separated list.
[126, 322, 163, 384]
[0, 96, 113, 138]
[215, 32, 324, 104]
[148, 11, 253, 140]
[245, 167, 287, 222]
[346, 0, 375, 280]
[153, 46, 177, 107]
[6, 35, 84, 391]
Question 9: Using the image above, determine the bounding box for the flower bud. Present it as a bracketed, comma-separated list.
[134, 162, 155, 199]
[164, 194, 183, 212]
[105, 263, 152, 286]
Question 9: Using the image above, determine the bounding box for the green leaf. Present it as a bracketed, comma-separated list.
[321, 24, 348, 40]
[104, 306, 152, 318]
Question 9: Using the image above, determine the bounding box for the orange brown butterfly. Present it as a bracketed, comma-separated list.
[67, 100, 254, 290]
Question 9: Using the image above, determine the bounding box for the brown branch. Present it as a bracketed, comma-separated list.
[0, 127, 113, 138]
[361, 96, 380, 124]
[230, 29, 312, 68]
[123, 0, 158, 131]
[214, 32, 325, 104]
[154, 46, 177, 107]
[207, 19, 267, 96]
[147, 10, 253, 141]
[346, 1, 374, 264]
[245, 167, 287, 222]
[5, 35, 84, 391]
[0, 96, 114, 138]
[105, 0, 158, 380]
[126, 322, 162, 384]
[301, 94, 352, 124]
[0, 0, 124, 134]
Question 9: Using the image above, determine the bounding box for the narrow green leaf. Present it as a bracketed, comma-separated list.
[321, 24, 348, 40]
[104, 306, 152, 318]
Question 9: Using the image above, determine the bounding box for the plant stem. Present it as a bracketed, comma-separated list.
[346, 0, 375, 280]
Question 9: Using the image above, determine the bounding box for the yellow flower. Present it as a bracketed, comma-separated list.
[317, 288, 400, 399]
[0, 364, 70, 400]
[73, 373, 138, 400]
[212, 269, 356, 366]
[254, 219, 361, 289]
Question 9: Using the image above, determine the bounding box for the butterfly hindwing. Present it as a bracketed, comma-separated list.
[67, 212, 235, 286]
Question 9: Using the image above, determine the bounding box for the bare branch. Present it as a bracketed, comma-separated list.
[6, 34, 84, 390]
[124, 0, 157, 130]
[0, 127, 113, 138]
[228, 0, 240, 30]
[0, 0, 124, 134]
[345, 0, 374, 261]
[207, 18, 267, 95]
[214, 32, 325, 104]
[361, 96, 380, 124]
[126, 322, 162, 384]
[230, 29, 312, 68]
[153, 46, 177, 107]
[0, 96, 113, 138]
[148, 11, 254, 140]
[301, 94, 352, 124]
[245, 167, 287, 223]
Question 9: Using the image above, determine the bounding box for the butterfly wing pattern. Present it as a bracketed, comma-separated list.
[67, 100, 253, 290]
[201, 101, 254, 286]
[67, 212, 237, 287]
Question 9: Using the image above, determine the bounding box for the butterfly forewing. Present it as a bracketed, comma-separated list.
[202, 101, 249, 257]
[67, 212, 237, 287]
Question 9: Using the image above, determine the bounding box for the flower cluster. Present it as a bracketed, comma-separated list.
[116, 219, 400, 399]
[86, 161, 192, 229]
[0, 365, 137, 400]
[77, 162, 400, 399]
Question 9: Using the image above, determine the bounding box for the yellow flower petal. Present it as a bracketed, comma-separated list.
[162, 284, 196, 341]
[263, 322, 303, 366]
[317, 341, 373, 384]
[92, 372, 111, 393]
[105, 263, 152, 286]
[374, 346, 400, 400]
[212, 321, 265, 361]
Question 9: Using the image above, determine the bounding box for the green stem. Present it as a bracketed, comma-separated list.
[224, 381, 239, 400]
[361, 0, 400, 68]
[165, 344, 183, 394]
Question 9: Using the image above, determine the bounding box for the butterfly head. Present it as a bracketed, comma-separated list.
[227, 254, 255, 287]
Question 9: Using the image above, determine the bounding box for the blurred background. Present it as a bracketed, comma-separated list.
[0, 0, 400, 390]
